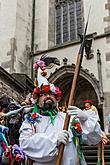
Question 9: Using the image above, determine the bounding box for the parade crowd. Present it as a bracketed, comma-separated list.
[0, 59, 108, 165]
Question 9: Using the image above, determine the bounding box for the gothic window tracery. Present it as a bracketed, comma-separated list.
[55, 0, 84, 45]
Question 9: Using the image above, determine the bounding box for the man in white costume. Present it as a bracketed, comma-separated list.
[19, 60, 107, 165]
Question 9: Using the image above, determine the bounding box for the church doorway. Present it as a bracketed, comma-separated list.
[49, 65, 104, 129]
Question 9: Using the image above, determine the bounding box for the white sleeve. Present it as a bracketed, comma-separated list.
[19, 120, 58, 162]
[81, 111, 102, 145]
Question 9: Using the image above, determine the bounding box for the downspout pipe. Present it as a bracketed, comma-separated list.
[97, 49, 104, 103]
[97, 49, 104, 130]
[31, 0, 36, 80]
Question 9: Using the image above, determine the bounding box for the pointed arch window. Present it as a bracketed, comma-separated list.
[55, 0, 84, 45]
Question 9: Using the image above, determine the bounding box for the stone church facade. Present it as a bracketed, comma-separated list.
[0, 0, 110, 133]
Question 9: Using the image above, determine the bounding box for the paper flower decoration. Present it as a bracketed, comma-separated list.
[26, 112, 42, 124]
[12, 144, 24, 161]
[33, 60, 46, 71]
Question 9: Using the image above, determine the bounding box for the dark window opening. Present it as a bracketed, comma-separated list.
[55, 0, 84, 45]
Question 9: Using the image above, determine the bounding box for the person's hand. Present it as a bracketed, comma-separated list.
[67, 106, 89, 121]
[57, 130, 69, 146]
[0, 112, 6, 119]
[102, 131, 108, 145]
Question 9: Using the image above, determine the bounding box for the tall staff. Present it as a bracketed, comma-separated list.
[56, 7, 91, 165]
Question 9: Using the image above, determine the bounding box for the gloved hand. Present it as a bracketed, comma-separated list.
[57, 130, 69, 146]
[67, 106, 89, 121]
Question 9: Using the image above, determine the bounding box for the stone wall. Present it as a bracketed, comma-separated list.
[15, 0, 33, 76]
[0, 81, 23, 102]
[0, 66, 34, 103]
[103, 91, 110, 134]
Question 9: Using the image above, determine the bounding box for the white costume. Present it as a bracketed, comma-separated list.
[19, 109, 102, 165]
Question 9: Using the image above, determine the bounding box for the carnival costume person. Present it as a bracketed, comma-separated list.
[83, 99, 100, 120]
[19, 59, 106, 165]
[0, 95, 28, 164]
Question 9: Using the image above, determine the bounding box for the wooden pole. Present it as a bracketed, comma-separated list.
[102, 143, 105, 165]
[56, 46, 84, 165]
[97, 143, 101, 164]
[56, 7, 91, 165]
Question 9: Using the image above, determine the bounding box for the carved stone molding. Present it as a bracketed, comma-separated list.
[48, 65, 103, 105]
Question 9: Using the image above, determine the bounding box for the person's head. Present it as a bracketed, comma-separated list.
[7, 102, 21, 125]
[0, 95, 10, 113]
[83, 99, 93, 110]
[32, 85, 62, 112]
[38, 92, 57, 110]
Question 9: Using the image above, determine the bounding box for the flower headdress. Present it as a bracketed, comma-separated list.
[32, 59, 62, 103]
[31, 59, 62, 124]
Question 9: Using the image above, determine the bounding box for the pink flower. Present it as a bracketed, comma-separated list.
[33, 63, 38, 71]
[55, 86, 62, 97]
[36, 60, 46, 71]
[55, 86, 60, 93]
[33, 60, 46, 71]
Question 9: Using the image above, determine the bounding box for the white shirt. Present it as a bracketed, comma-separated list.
[19, 111, 102, 165]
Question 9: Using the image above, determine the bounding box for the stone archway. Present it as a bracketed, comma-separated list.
[48, 65, 104, 128]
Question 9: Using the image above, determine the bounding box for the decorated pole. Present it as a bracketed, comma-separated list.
[56, 7, 91, 165]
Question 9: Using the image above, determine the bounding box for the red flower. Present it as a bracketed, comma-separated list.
[75, 123, 82, 133]
[55, 91, 62, 97]
[34, 87, 41, 94]
[32, 94, 36, 99]
[15, 154, 22, 162]
[42, 85, 50, 93]
[75, 123, 80, 127]
[41, 71, 47, 76]
[77, 127, 82, 133]
[32, 113, 38, 119]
